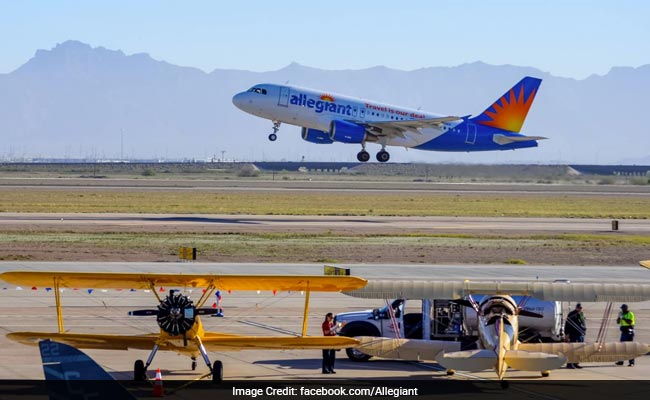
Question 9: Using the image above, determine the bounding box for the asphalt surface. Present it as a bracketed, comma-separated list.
[1, 213, 648, 235]
[1, 262, 649, 382]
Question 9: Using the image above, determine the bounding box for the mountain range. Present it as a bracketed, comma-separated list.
[1, 40, 648, 164]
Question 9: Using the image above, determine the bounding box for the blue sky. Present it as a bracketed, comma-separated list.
[2, 0, 648, 78]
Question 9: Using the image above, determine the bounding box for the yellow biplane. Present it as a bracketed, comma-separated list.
[0, 271, 367, 382]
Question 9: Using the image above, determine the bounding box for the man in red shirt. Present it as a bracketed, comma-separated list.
[322, 312, 338, 374]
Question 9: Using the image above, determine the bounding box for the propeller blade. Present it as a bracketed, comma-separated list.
[196, 308, 221, 315]
[128, 309, 158, 316]
[518, 309, 543, 318]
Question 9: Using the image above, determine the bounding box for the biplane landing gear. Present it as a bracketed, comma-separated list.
[191, 357, 197, 371]
[500, 380, 510, 389]
[133, 343, 160, 381]
[212, 360, 223, 383]
[134, 359, 147, 381]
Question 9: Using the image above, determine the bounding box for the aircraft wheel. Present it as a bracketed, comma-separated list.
[376, 150, 390, 163]
[212, 360, 223, 384]
[134, 359, 147, 381]
[500, 380, 509, 389]
[446, 369, 455, 376]
[357, 150, 370, 162]
[541, 370, 550, 377]
[268, 133, 277, 141]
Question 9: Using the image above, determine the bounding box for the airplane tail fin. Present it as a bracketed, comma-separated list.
[39, 339, 137, 399]
[472, 76, 542, 133]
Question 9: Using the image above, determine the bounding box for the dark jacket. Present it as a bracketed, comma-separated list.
[564, 309, 586, 337]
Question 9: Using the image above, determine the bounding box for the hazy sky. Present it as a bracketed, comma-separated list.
[2, 0, 649, 78]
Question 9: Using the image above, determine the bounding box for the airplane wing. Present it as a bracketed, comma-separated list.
[344, 280, 650, 302]
[0, 271, 367, 292]
[9, 331, 359, 351]
[640, 260, 650, 269]
[354, 336, 461, 361]
[8, 332, 159, 350]
[518, 341, 650, 363]
[363, 116, 461, 138]
[201, 334, 358, 350]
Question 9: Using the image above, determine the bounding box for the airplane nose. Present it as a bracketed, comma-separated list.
[232, 92, 247, 110]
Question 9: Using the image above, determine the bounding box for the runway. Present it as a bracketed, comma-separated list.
[2, 177, 650, 195]
[1, 262, 649, 381]
[1, 213, 648, 235]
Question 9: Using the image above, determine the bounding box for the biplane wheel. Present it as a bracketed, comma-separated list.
[500, 380, 509, 389]
[212, 360, 223, 384]
[446, 369, 455, 376]
[134, 359, 147, 381]
[541, 370, 550, 377]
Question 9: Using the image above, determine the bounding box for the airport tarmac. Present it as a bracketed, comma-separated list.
[1, 262, 649, 382]
[1, 213, 649, 235]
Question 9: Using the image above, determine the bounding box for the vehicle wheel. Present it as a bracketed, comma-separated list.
[191, 360, 197, 371]
[376, 151, 390, 163]
[541, 370, 550, 377]
[134, 359, 147, 381]
[446, 369, 455, 376]
[212, 360, 223, 384]
[357, 151, 370, 162]
[345, 347, 372, 362]
[268, 133, 277, 141]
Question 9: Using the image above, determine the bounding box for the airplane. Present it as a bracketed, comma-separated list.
[343, 279, 650, 381]
[39, 339, 138, 399]
[0, 271, 367, 383]
[232, 77, 547, 162]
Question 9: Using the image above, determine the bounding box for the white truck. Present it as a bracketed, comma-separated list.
[335, 296, 564, 361]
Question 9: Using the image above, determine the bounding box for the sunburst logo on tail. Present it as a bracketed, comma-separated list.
[320, 94, 335, 102]
[477, 80, 539, 133]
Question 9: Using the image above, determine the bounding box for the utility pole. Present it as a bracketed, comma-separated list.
[120, 129, 124, 161]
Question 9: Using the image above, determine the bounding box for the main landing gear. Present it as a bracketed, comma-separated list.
[268, 121, 281, 141]
[356, 147, 390, 163]
[133, 339, 223, 384]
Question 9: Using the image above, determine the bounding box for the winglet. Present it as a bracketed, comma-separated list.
[640, 260, 650, 270]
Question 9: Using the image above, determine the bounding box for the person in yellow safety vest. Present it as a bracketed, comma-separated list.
[615, 304, 636, 366]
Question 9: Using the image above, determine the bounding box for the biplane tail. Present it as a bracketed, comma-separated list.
[39, 339, 137, 399]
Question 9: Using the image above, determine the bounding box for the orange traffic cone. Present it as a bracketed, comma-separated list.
[153, 368, 164, 397]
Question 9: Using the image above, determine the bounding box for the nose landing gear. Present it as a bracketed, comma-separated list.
[268, 121, 281, 141]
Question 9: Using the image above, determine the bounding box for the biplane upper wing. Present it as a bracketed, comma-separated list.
[0, 271, 367, 292]
[8, 331, 359, 351]
[344, 279, 650, 302]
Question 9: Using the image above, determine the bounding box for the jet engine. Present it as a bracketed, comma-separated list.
[329, 120, 366, 143]
[301, 127, 334, 144]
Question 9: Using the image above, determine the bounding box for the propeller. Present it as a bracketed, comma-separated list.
[127, 291, 221, 337]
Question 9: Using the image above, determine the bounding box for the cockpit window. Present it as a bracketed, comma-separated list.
[248, 87, 267, 95]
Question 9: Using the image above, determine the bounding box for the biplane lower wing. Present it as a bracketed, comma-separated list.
[8, 332, 160, 351]
[201, 334, 359, 350]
